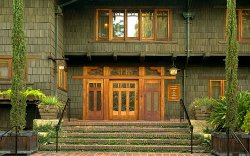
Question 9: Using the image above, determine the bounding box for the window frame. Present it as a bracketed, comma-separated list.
[237, 9, 250, 41]
[96, 8, 172, 41]
[209, 80, 226, 99]
[0, 58, 12, 81]
[58, 65, 67, 91]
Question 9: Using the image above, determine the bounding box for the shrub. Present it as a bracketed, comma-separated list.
[209, 91, 250, 132]
[241, 110, 250, 133]
[188, 97, 214, 119]
[23, 87, 46, 99]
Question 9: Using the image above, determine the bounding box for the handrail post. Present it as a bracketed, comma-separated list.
[55, 98, 70, 152]
[55, 125, 59, 152]
[180, 99, 193, 154]
[15, 126, 18, 155]
[191, 125, 193, 154]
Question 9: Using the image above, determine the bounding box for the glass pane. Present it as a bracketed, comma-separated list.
[121, 83, 126, 88]
[89, 91, 94, 111]
[0, 62, 9, 79]
[242, 10, 250, 38]
[142, 10, 154, 38]
[98, 10, 109, 39]
[130, 83, 135, 88]
[113, 91, 118, 111]
[146, 92, 151, 112]
[153, 92, 159, 111]
[113, 83, 119, 88]
[121, 68, 126, 75]
[157, 11, 168, 38]
[127, 10, 139, 37]
[153, 83, 159, 88]
[129, 92, 135, 111]
[212, 86, 221, 99]
[113, 10, 124, 38]
[127, 67, 139, 75]
[97, 91, 102, 111]
[121, 91, 126, 111]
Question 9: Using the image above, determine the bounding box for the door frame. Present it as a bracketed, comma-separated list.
[80, 66, 176, 121]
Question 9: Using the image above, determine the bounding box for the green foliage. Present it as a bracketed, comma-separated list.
[23, 87, 46, 99]
[10, 0, 27, 130]
[1, 89, 12, 97]
[208, 98, 227, 132]
[188, 97, 214, 118]
[33, 124, 56, 145]
[39, 96, 64, 109]
[241, 110, 250, 133]
[225, 0, 239, 131]
[209, 91, 250, 132]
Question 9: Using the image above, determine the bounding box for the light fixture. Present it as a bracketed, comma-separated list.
[169, 60, 178, 76]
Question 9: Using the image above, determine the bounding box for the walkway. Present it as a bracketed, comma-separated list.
[32, 152, 212, 156]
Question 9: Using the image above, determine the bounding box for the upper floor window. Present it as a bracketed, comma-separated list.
[209, 80, 226, 99]
[0, 58, 11, 81]
[237, 9, 250, 41]
[96, 9, 172, 41]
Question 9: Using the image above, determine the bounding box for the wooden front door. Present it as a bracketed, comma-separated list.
[86, 80, 104, 120]
[144, 80, 161, 120]
[109, 80, 138, 120]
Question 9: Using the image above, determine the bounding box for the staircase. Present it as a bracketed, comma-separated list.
[40, 121, 206, 153]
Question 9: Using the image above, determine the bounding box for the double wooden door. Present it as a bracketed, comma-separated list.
[109, 80, 138, 120]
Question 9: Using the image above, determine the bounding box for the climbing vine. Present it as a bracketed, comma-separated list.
[225, 0, 239, 131]
[10, 0, 27, 130]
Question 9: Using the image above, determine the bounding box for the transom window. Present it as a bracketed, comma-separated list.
[96, 9, 171, 41]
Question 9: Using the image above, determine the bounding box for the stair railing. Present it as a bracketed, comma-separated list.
[0, 126, 19, 155]
[55, 98, 71, 152]
[180, 99, 193, 153]
[228, 129, 250, 156]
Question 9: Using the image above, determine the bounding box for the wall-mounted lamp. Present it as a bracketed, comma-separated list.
[169, 60, 179, 76]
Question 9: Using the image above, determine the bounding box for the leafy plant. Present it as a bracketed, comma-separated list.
[209, 91, 250, 132]
[39, 96, 64, 109]
[188, 97, 214, 119]
[208, 97, 227, 132]
[23, 87, 46, 99]
[1, 89, 12, 97]
[33, 124, 57, 145]
[241, 110, 250, 133]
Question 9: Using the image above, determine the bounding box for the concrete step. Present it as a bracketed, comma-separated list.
[59, 132, 193, 139]
[53, 138, 200, 145]
[63, 121, 189, 128]
[40, 144, 205, 152]
[61, 126, 190, 133]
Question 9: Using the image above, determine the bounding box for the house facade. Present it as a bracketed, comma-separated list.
[0, 0, 250, 121]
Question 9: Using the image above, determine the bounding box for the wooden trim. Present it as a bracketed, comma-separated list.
[160, 79, 165, 121]
[73, 75, 176, 80]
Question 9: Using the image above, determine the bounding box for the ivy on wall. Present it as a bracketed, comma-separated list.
[10, 0, 27, 130]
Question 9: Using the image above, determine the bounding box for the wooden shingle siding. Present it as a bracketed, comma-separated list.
[63, 1, 249, 57]
[67, 67, 83, 119]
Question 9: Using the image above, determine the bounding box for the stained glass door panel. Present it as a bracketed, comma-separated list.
[110, 80, 138, 120]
